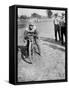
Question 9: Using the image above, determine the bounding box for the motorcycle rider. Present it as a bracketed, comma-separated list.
[24, 22, 41, 58]
[54, 13, 61, 41]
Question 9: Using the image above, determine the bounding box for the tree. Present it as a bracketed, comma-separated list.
[19, 15, 28, 20]
[31, 13, 41, 18]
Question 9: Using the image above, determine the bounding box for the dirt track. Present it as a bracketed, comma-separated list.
[18, 20, 65, 82]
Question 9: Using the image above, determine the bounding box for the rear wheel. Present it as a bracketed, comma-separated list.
[29, 41, 32, 62]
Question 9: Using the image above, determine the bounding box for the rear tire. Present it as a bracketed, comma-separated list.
[29, 41, 32, 62]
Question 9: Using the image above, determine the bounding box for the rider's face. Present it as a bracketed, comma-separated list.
[29, 25, 33, 30]
[55, 15, 57, 18]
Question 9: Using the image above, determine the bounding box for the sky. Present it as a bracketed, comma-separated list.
[18, 8, 65, 17]
[18, 8, 47, 17]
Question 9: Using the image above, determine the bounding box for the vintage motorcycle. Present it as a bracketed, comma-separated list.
[18, 33, 40, 64]
[28, 33, 38, 62]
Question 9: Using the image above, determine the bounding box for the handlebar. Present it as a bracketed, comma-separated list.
[27, 33, 37, 37]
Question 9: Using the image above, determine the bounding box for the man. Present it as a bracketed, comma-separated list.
[54, 14, 61, 41]
[24, 23, 41, 58]
[60, 13, 66, 45]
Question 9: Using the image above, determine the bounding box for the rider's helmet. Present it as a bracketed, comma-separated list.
[29, 22, 34, 30]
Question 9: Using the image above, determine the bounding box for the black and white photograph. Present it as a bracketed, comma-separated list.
[0, 0, 69, 89]
[17, 7, 67, 83]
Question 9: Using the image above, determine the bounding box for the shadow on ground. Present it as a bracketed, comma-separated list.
[18, 46, 32, 64]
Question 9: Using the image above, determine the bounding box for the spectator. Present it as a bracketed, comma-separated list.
[60, 13, 66, 45]
[54, 14, 61, 41]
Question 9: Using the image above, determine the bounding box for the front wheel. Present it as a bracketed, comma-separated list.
[29, 41, 34, 62]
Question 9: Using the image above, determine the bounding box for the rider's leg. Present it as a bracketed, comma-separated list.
[26, 40, 29, 57]
[35, 39, 41, 55]
[57, 25, 61, 41]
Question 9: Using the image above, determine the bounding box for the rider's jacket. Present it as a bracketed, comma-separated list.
[24, 25, 38, 40]
[60, 17, 65, 27]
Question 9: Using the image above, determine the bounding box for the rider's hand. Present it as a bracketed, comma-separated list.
[23, 40, 26, 43]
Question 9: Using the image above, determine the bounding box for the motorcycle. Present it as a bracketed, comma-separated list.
[28, 33, 36, 62]
[18, 33, 40, 64]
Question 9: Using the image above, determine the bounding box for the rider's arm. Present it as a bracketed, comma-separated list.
[34, 30, 39, 39]
[24, 30, 29, 40]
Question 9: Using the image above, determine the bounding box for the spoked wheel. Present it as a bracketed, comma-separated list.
[18, 46, 32, 64]
[21, 53, 32, 64]
[29, 41, 35, 63]
[29, 41, 32, 63]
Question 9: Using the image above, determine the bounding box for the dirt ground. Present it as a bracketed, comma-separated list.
[18, 19, 65, 82]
